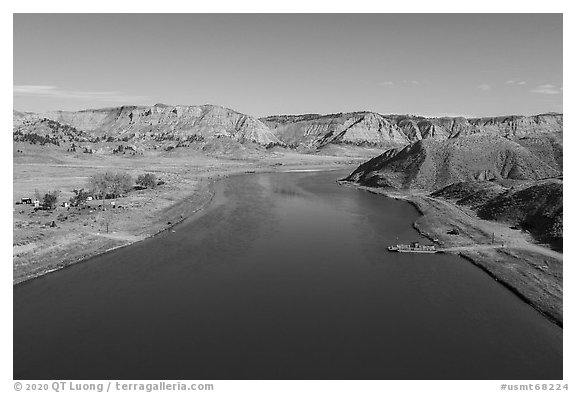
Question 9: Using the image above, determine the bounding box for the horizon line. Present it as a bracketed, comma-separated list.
[13, 103, 563, 121]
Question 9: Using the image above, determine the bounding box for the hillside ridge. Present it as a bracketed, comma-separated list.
[15, 106, 562, 151]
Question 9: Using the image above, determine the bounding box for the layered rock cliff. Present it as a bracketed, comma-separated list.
[262, 112, 563, 148]
[37, 104, 284, 147]
[15, 105, 562, 152]
[261, 112, 411, 147]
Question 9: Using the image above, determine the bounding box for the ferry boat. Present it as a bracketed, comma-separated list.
[387, 241, 438, 253]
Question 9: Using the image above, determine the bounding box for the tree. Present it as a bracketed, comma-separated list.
[88, 172, 113, 200]
[88, 171, 133, 200]
[136, 173, 157, 189]
[110, 172, 133, 197]
[43, 191, 59, 209]
[69, 188, 90, 205]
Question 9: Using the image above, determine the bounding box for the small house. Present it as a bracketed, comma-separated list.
[33, 200, 40, 208]
[86, 196, 93, 201]
[62, 201, 70, 208]
[21, 197, 32, 204]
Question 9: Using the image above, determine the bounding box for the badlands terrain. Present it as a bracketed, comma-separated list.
[13, 104, 563, 324]
[343, 112, 563, 324]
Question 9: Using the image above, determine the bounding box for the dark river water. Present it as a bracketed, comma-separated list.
[13, 170, 562, 380]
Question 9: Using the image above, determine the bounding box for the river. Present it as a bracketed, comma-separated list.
[13, 170, 562, 379]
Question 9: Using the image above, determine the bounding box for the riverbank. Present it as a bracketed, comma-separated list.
[338, 181, 563, 327]
[13, 149, 366, 285]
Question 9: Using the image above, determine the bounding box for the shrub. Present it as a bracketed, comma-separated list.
[43, 191, 59, 209]
[136, 173, 158, 189]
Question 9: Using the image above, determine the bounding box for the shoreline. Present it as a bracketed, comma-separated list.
[13, 176, 219, 287]
[13, 160, 359, 286]
[337, 180, 563, 328]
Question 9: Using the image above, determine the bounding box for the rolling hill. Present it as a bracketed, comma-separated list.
[345, 133, 561, 190]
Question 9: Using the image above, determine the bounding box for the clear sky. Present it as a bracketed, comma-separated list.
[13, 14, 563, 117]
